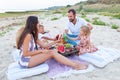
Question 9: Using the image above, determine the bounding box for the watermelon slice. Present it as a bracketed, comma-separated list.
[57, 45, 65, 53]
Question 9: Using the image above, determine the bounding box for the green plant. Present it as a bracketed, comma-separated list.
[80, 11, 87, 18]
[113, 13, 120, 19]
[62, 12, 66, 16]
[84, 18, 90, 22]
[51, 17, 59, 20]
[93, 17, 99, 20]
[81, 14, 86, 18]
[66, 5, 71, 7]
[0, 27, 14, 37]
[92, 18, 106, 25]
[99, 12, 120, 19]
[77, 4, 83, 12]
[0, 11, 42, 18]
[111, 24, 119, 29]
[53, 10, 61, 14]
[83, 4, 120, 13]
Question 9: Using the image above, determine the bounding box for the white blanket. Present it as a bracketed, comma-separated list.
[79, 46, 120, 68]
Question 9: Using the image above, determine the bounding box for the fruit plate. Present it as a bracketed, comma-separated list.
[58, 47, 79, 57]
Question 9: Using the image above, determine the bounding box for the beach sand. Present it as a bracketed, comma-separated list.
[0, 14, 120, 80]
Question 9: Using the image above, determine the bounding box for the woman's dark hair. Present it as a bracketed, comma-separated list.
[17, 16, 38, 49]
[68, 9, 76, 15]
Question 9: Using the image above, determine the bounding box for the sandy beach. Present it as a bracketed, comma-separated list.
[0, 13, 120, 80]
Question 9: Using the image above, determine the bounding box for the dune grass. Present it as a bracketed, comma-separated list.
[111, 24, 119, 29]
[84, 18, 90, 22]
[51, 17, 59, 20]
[0, 27, 14, 36]
[99, 12, 120, 19]
[0, 11, 43, 18]
[83, 4, 120, 13]
[92, 18, 106, 25]
[82, 4, 120, 19]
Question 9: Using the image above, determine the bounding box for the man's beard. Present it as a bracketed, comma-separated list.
[69, 19, 75, 22]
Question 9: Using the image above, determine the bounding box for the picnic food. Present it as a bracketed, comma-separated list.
[56, 34, 59, 40]
[57, 43, 79, 56]
[57, 45, 65, 53]
[63, 34, 68, 42]
[65, 43, 71, 49]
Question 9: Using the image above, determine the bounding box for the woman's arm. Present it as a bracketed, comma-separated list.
[22, 34, 48, 57]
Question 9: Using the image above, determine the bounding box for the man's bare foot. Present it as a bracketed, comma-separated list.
[72, 61, 88, 70]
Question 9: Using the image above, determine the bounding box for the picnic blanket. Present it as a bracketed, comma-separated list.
[46, 46, 120, 78]
[7, 46, 120, 79]
[46, 56, 95, 79]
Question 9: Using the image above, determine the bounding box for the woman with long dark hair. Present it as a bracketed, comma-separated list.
[17, 16, 87, 70]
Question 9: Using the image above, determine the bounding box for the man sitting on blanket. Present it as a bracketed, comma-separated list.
[64, 9, 93, 46]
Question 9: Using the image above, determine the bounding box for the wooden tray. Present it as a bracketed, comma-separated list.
[58, 47, 79, 56]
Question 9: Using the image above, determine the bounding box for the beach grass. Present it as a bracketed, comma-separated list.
[0, 11, 44, 18]
[111, 24, 119, 29]
[51, 17, 59, 20]
[62, 3, 120, 19]
[0, 27, 14, 36]
[83, 4, 120, 13]
[81, 4, 120, 19]
[84, 18, 90, 22]
[92, 18, 106, 26]
[99, 12, 120, 19]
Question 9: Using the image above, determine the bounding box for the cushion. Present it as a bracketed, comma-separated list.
[7, 62, 49, 80]
[7, 48, 49, 80]
[79, 46, 120, 68]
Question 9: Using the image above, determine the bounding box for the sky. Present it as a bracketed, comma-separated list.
[0, 0, 86, 12]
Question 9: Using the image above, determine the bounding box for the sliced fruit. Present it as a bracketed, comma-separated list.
[57, 45, 65, 53]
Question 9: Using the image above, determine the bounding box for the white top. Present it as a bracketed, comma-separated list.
[38, 32, 51, 39]
[37, 32, 51, 48]
[65, 18, 87, 35]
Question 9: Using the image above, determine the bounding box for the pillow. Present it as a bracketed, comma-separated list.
[79, 47, 120, 68]
[9, 48, 49, 80]
[7, 62, 49, 80]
